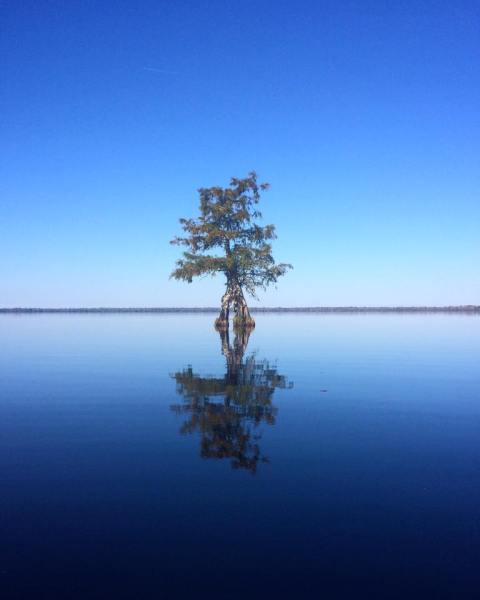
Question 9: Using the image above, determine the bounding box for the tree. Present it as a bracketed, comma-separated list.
[170, 171, 292, 329]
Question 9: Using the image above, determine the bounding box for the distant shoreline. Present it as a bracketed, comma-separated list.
[1, 306, 479, 314]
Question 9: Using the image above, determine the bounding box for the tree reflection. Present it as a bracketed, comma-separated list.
[171, 328, 292, 473]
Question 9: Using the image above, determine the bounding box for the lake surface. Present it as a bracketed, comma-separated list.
[1, 313, 479, 598]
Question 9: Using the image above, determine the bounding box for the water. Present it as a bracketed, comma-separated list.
[1, 313, 479, 598]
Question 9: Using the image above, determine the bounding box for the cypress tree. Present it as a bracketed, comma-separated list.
[171, 172, 291, 329]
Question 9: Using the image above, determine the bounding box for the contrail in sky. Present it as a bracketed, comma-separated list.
[142, 66, 179, 75]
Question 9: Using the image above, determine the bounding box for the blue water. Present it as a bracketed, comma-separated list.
[1, 314, 479, 598]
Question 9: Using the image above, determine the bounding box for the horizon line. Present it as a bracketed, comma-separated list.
[1, 306, 479, 314]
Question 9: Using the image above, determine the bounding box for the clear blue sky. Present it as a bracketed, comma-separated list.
[1, 0, 478, 307]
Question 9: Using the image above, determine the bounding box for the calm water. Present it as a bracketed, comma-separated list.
[1, 314, 479, 598]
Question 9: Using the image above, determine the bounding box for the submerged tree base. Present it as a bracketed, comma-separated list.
[214, 316, 229, 331]
[233, 315, 255, 330]
[214, 316, 255, 331]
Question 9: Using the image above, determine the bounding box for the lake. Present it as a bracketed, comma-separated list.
[1, 313, 479, 598]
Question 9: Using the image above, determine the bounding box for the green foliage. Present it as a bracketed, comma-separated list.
[171, 171, 292, 298]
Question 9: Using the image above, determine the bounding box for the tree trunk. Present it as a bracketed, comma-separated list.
[214, 287, 232, 330]
[232, 284, 255, 330]
[215, 281, 255, 331]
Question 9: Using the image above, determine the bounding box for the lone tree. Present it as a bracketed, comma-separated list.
[171, 172, 291, 329]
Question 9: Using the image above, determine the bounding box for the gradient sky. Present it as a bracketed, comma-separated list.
[1, 0, 479, 307]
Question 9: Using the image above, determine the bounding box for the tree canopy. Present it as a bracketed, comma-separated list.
[170, 172, 292, 299]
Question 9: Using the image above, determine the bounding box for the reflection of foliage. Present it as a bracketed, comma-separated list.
[171, 329, 292, 473]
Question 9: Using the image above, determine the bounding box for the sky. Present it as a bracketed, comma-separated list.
[1, 0, 479, 307]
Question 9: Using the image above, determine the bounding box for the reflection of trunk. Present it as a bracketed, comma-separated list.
[218, 327, 252, 383]
[215, 281, 255, 331]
